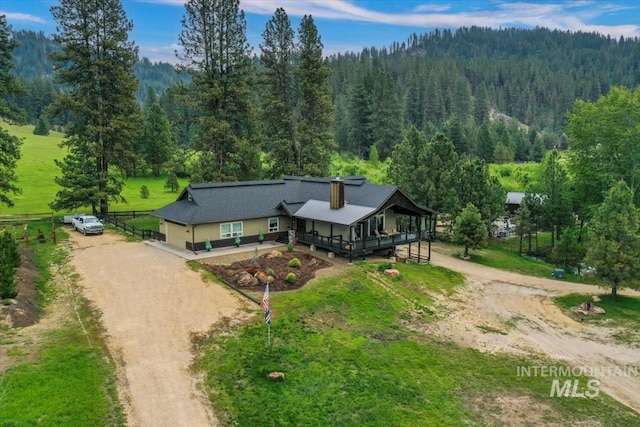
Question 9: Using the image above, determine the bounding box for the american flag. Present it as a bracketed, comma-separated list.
[262, 284, 271, 326]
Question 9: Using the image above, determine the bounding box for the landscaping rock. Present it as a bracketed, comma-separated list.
[266, 250, 282, 259]
[237, 272, 258, 287]
[254, 271, 268, 283]
[268, 371, 285, 381]
[384, 269, 400, 277]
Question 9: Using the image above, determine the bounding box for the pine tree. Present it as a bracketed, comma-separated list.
[347, 77, 373, 158]
[164, 172, 180, 192]
[296, 15, 335, 176]
[49, 0, 142, 215]
[143, 102, 174, 176]
[33, 116, 50, 136]
[585, 181, 640, 299]
[452, 203, 488, 258]
[260, 8, 297, 178]
[369, 68, 404, 160]
[178, 0, 260, 181]
[0, 15, 24, 207]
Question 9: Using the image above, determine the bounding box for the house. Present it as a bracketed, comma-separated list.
[506, 192, 525, 215]
[152, 176, 437, 261]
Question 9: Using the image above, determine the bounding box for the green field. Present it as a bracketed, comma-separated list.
[1, 122, 185, 215]
[197, 261, 639, 426]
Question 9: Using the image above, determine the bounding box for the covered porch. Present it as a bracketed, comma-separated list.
[292, 195, 436, 262]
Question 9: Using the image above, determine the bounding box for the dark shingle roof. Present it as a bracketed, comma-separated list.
[153, 176, 420, 225]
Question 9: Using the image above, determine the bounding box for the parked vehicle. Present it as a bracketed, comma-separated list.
[72, 215, 104, 235]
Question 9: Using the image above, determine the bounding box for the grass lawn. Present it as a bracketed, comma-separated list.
[446, 233, 599, 285]
[197, 262, 639, 426]
[1, 122, 185, 214]
[0, 227, 124, 426]
[555, 293, 640, 346]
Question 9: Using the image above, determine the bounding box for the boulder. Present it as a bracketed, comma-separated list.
[384, 269, 400, 277]
[266, 250, 282, 259]
[268, 371, 285, 381]
[254, 271, 268, 283]
[237, 272, 258, 287]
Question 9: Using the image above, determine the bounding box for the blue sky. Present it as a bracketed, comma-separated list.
[2, 0, 640, 64]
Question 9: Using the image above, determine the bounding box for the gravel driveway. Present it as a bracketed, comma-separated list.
[69, 231, 249, 427]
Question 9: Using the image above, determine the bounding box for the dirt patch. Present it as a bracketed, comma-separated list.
[1, 246, 41, 328]
[202, 249, 331, 292]
[68, 231, 251, 427]
[422, 243, 640, 414]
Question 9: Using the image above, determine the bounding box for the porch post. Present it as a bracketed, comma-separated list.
[417, 215, 422, 261]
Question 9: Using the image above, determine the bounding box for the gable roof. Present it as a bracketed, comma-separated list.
[153, 176, 433, 225]
[294, 200, 377, 226]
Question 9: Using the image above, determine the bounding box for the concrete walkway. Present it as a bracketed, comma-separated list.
[143, 239, 286, 261]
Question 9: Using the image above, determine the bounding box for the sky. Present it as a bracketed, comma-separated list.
[2, 0, 640, 64]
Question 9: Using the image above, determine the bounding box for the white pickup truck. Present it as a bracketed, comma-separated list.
[72, 215, 104, 235]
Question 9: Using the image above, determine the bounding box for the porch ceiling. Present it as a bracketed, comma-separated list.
[294, 199, 376, 226]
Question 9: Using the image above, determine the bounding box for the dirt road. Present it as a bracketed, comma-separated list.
[69, 232, 249, 427]
[426, 245, 640, 413]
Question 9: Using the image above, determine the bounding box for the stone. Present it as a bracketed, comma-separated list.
[266, 250, 282, 259]
[327, 252, 335, 258]
[268, 371, 285, 381]
[384, 269, 400, 277]
[237, 272, 258, 287]
[254, 271, 268, 283]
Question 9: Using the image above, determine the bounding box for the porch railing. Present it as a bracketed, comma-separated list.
[297, 229, 431, 258]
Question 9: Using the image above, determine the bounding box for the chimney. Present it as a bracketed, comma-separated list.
[330, 177, 344, 209]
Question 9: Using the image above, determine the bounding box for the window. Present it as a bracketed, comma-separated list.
[268, 217, 279, 232]
[221, 222, 243, 238]
[368, 214, 384, 236]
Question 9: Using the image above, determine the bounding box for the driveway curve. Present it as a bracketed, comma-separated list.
[69, 231, 249, 427]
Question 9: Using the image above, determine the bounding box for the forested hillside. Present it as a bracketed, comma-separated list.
[9, 30, 188, 122]
[328, 26, 640, 159]
[9, 26, 640, 161]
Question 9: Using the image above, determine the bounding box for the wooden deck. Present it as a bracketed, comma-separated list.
[297, 230, 432, 261]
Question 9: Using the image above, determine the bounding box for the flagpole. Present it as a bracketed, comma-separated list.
[263, 284, 271, 347]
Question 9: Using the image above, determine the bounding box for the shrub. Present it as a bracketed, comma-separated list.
[285, 272, 296, 284]
[140, 185, 150, 199]
[287, 243, 294, 252]
[266, 267, 275, 276]
[288, 258, 301, 268]
[0, 232, 20, 299]
[377, 262, 393, 272]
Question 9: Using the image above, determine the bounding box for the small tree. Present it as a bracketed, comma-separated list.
[140, 185, 150, 199]
[0, 232, 21, 299]
[549, 227, 585, 273]
[164, 172, 179, 192]
[452, 203, 487, 258]
[584, 181, 640, 299]
[33, 117, 50, 136]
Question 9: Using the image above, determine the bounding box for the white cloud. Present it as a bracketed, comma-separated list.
[413, 4, 452, 13]
[1, 11, 47, 24]
[237, 0, 640, 38]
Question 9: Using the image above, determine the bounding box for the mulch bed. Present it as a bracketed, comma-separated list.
[202, 249, 331, 292]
